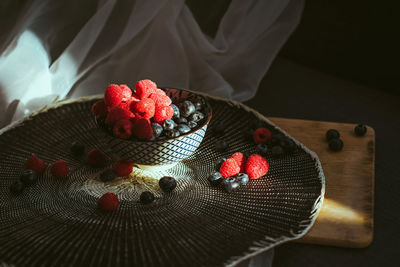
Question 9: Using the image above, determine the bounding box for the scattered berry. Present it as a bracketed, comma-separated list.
[50, 160, 69, 178]
[132, 118, 153, 140]
[253, 128, 271, 144]
[159, 176, 177, 193]
[245, 154, 269, 179]
[140, 191, 155, 204]
[269, 133, 285, 146]
[329, 138, 344, 151]
[153, 105, 174, 124]
[180, 101, 196, 117]
[91, 100, 108, 118]
[100, 169, 116, 182]
[10, 181, 24, 195]
[135, 79, 157, 99]
[105, 106, 134, 126]
[87, 149, 107, 167]
[215, 157, 226, 171]
[215, 139, 228, 152]
[281, 138, 296, 153]
[131, 98, 155, 119]
[230, 152, 246, 173]
[113, 119, 133, 139]
[70, 142, 85, 157]
[98, 192, 119, 211]
[219, 158, 240, 177]
[207, 171, 223, 186]
[236, 173, 249, 185]
[113, 160, 133, 176]
[104, 84, 124, 108]
[20, 169, 38, 186]
[256, 143, 268, 155]
[326, 129, 340, 141]
[271, 146, 284, 157]
[223, 178, 240, 193]
[151, 122, 163, 137]
[25, 154, 47, 174]
[355, 124, 367, 136]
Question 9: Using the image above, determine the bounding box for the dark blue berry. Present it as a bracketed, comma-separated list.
[159, 176, 177, 193]
[10, 181, 24, 195]
[191, 98, 203, 111]
[256, 143, 268, 155]
[215, 157, 226, 170]
[223, 178, 240, 193]
[70, 141, 85, 157]
[20, 169, 38, 186]
[281, 138, 296, 153]
[188, 121, 197, 129]
[162, 119, 176, 131]
[140, 191, 155, 204]
[177, 124, 191, 134]
[271, 146, 284, 157]
[355, 124, 367, 136]
[269, 133, 285, 146]
[215, 140, 228, 152]
[165, 129, 180, 138]
[208, 171, 223, 186]
[175, 117, 187, 125]
[213, 122, 225, 136]
[180, 101, 196, 117]
[170, 104, 180, 119]
[100, 169, 116, 182]
[326, 129, 340, 141]
[236, 173, 249, 186]
[189, 111, 204, 122]
[329, 138, 343, 151]
[151, 122, 163, 138]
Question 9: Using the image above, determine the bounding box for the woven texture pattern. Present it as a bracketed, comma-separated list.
[0, 96, 324, 267]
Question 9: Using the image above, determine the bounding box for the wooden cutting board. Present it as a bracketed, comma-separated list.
[269, 117, 375, 248]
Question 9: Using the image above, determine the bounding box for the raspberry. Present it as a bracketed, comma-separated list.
[113, 119, 133, 139]
[131, 93, 141, 102]
[153, 105, 174, 124]
[117, 98, 133, 111]
[230, 152, 246, 173]
[113, 160, 133, 176]
[253, 128, 271, 144]
[119, 84, 132, 101]
[105, 106, 134, 126]
[91, 100, 108, 118]
[87, 149, 107, 167]
[50, 160, 69, 178]
[25, 154, 47, 174]
[131, 98, 155, 119]
[135, 79, 157, 99]
[219, 158, 240, 178]
[98, 192, 119, 211]
[245, 154, 269, 179]
[149, 92, 172, 107]
[104, 84, 124, 108]
[132, 118, 153, 140]
[155, 88, 166, 95]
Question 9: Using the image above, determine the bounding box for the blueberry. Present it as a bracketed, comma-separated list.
[215, 140, 228, 152]
[71, 141, 85, 157]
[159, 176, 177, 193]
[189, 111, 205, 123]
[20, 170, 38, 186]
[188, 121, 197, 129]
[208, 171, 223, 186]
[355, 124, 367, 136]
[140, 191, 155, 204]
[100, 169, 116, 182]
[223, 178, 240, 193]
[162, 119, 176, 131]
[281, 138, 296, 153]
[177, 124, 191, 134]
[215, 157, 226, 170]
[180, 101, 196, 117]
[165, 129, 180, 138]
[213, 122, 225, 136]
[269, 133, 285, 146]
[329, 138, 344, 151]
[271, 146, 284, 157]
[236, 173, 249, 186]
[191, 98, 203, 111]
[175, 117, 187, 125]
[151, 122, 163, 137]
[10, 181, 24, 195]
[256, 143, 268, 155]
[326, 129, 340, 141]
[170, 104, 180, 119]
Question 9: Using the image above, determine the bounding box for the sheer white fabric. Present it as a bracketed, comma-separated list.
[0, 0, 303, 128]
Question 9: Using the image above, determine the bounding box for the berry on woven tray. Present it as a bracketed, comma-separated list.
[219, 158, 240, 178]
[113, 160, 133, 177]
[230, 152, 246, 173]
[50, 160, 69, 178]
[25, 154, 47, 174]
[87, 149, 107, 167]
[245, 154, 269, 179]
[98, 192, 119, 211]
[253, 127, 271, 144]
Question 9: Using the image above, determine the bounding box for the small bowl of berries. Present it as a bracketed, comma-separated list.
[92, 79, 212, 171]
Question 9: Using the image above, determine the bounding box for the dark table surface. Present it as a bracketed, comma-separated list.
[244, 57, 399, 267]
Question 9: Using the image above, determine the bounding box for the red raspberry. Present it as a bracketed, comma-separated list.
[91, 100, 108, 118]
[98, 192, 119, 211]
[253, 128, 271, 144]
[230, 152, 246, 173]
[131, 98, 155, 119]
[87, 149, 107, 167]
[155, 88, 166, 95]
[50, 160, 69, 178]
[104, 84, 124, 108]
[25, 154, 47, 174]
[219, 158, 240, 177]
[116, 98, 133, 111]
[153, 105, 174, 124]
[135, 79, 157, 99]
[132, 118, 153, 140]
[119, 84, 132, 101]
[245, 154, 269, 179]
[105, 106, 134, 126]
[113, 160, 133, 176]
[149, 92, 172, 107]
[113, 119, 133, 139]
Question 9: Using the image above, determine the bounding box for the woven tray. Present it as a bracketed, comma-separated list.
[0, 93, 325, 266]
